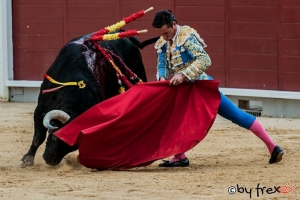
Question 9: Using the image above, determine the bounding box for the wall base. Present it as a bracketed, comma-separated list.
[9, 87, 40, 103]
[226, 95, 300, 118]
[7, 86, 300, 118]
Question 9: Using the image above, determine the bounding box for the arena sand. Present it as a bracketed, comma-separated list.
[0, 101, 299, 200]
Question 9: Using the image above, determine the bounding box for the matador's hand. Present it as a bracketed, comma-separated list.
[169, 73, 186, 86]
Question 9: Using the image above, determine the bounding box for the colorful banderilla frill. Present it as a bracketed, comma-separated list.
[87, 7, 153, 93]
[88, 7, 153, 40]
[42, 74, 86, 94]
[89, 30, 143, 41]
[43, 7, 153, 94]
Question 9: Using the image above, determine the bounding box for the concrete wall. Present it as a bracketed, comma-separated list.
[6, 84, 300, 118]
[220, 88, 300, 118]
[0, 0, 13, 101]
[226, 96, 300, 119]
[10, 87, 40, 102]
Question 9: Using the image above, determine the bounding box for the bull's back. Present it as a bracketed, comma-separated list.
[39, 33, 146, 116]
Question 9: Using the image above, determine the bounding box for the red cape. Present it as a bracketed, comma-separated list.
[55, 80, 220, 170]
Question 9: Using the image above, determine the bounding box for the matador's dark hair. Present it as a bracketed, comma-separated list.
[152, 10, 177, 28]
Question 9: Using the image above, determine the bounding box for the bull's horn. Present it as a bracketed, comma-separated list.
[43, 110, 70, 130]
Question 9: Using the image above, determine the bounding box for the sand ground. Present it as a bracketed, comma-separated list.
[0, 101, 299, 200]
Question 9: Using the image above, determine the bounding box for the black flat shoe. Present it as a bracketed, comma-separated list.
[158, 158, 189, 167]
[269, 145, 284, 164]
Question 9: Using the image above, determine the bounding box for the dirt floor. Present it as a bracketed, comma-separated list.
[0, 101, 299, 200]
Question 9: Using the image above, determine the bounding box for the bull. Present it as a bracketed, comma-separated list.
[19, 32, 158, 167]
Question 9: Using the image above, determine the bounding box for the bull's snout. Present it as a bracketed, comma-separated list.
[42, 153, 63, 166]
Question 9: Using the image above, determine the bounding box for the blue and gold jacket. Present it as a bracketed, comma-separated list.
[154, 25, 211, 81]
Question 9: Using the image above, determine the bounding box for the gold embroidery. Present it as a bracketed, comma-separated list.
[172, 50, 181, 58]
[192, 49, 200, 56]
[172, 57, 183, 66]
[172, 61, 191, 74]
[154, 36, 167, 50]
[155, 26, 210, 80]
[176, 26, 207, 48]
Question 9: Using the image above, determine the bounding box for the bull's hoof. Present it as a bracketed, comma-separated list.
[18, 155, 34, 168]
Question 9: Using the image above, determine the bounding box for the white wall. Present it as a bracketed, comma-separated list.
[0, 0, 13, 101]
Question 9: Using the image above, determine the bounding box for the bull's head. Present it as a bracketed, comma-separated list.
[42, 110, 78, 166]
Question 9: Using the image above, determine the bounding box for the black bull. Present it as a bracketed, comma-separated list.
[20, 33, 159, 167]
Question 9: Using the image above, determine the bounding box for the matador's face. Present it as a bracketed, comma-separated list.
[155, 21, 177, 42]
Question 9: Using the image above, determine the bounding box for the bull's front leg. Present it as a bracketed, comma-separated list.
[19, 106, 47, 167]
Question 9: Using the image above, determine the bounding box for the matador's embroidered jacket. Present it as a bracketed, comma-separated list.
[154, 25, 211, 81]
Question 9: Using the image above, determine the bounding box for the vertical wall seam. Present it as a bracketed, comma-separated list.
[225, 0, 230, 87]
[171, 0, 175, 14]
[277, 0, 283, 90]
[117, 0, 120, 21]
[63, 0, 67, 44]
